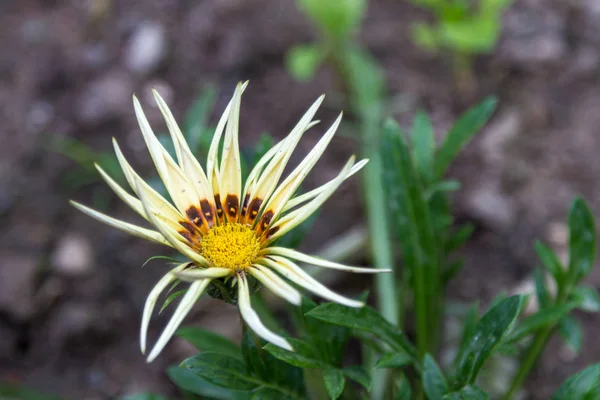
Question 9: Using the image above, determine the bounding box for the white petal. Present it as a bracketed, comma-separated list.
[237, 273, 293, 350]
[136, 180, 211, 267]
[249, 265, 302, 305]
[70, 201, 171, 247]
[265, 156, 355, 242]
[262, 247, 389, 273]
[95, 164, 147, 219]
[260, 256, 364, 308]
[140, 263, 188, 353]
[258, 113, 343, 231]
[283, 159, 368, 212]
[146, 278, 210, 362]
[173, 267, 232, 281]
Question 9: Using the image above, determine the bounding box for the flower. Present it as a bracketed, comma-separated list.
[71, 82, 388, 362]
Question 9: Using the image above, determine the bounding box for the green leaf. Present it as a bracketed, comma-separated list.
[559, 315, 582, 354]
[411, 22, 440, 53]
[263, 341, 327, 369]
[0, 383, 63, 400]
[571, 285, 600, 312]
[343, 47, 384, 111]
[395, 374, 412, 400]
[452, 295, 523, 388]
[410, 110, 436, 182]
[297, 0, 366, 40]
[534, 268, 551, 309]
[250, 388, 285, 400]
[323, 368, 345, 399]
[181, 352, 257, 391]
[286, 44, 323, 82]
[435, 97, 497, 178]
[306, 303, 418, 364]
[506, 302, 576, 343]
[375, 351, 413, 369]
[439, 17, 501, 53]
[177, 327, 242, 360]
[424, 180, 461, 200]
[142, 255, 181, 268]
[454, 304, 479, 366]
[534, 241, 565, 284]
[568, 197, 596, 282]
[423, 354, 449, 400]
[553, 362, 600, 400]
[443, 385, 488, 400]
[167, 366, 240, 399]
[159, 289, 187, 314]
[342, 365, 371, 391]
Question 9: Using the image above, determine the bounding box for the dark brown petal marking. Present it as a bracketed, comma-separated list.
[259, 210, 274, 232]
[186, 206, 204, 227]
[265, 226, 279, 240]
[178, 230, 193, 242]
[241, 194, 250, 217]
[214, 194, 224, 219]
[225, 194, 239, 219]
[179, 221, 196, 234]
[247, 198, 263, 222]
[200, 199, 215, 226]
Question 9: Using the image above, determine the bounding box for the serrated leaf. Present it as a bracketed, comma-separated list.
[435, 97, 497, 178]
[559, 315, 582, 354]
[506, 302, 576, 343]
[571, 285, 600, 312]
[410, 110, 435, 182]
[286, 44, 323, 82]
[452, 295, 523, 388]
[568, 197, 596, 282]
[323, 368, 345, 400]
[423, 354, 449, 400]
[167, 366, 239, 399]
[342, 365, 371, 391]
[181, 352, 257, 391]
[375, 351, 413, 369]
[306, 303, 418, 364]
[176, 327, 242, 360]
[263, 341, 327, 369]
[443, 385, 488, 400]
[553, 362, 600, 400]
[534, 241, 565, 284]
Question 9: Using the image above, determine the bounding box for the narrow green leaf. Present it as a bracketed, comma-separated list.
[342, 365, 371, 391]
[297, 0, 367, 40]
[263, 342, 327, 369]
[571, 285, 600, 312]
[453, 295, 523, 388]
[142, 255, 181, 268]
[423, 354, 449, 400]
[181, 352, 258, 391]
[159, 289, 187, 314]
[176, 327, 242, 360]
[323, 368, 345, 400]
[306, 303, 418, 363]
[442, 385, 488, 400]
[558, 315, 582, 354]
[424, 180, 461, 200]
[534, 241, 565, 283]
[553, 362, 600, 400]
[250, 388, 284, 400]
[375, 351, 413, 369]
[167, 366, 238, 399]
[534, 268, 551, 309]
[568, 197, 597, 281]
[410, 110, 435, 182]
[506, 302, 577, 343]
[455, 304, 479, 366]
[435, 97, 497, 178]
[442, 260, 465, 284]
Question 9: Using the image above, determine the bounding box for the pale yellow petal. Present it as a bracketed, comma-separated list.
[95, 163, 147, 219]
[249, 265, 302, 305]
[173, 267, 233, 281]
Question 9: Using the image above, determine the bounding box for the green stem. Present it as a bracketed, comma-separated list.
[503, 326, 553, 400]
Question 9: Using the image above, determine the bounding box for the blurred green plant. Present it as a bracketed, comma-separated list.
[409, 0, 514, 93]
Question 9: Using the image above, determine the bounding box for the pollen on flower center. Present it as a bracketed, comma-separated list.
[199, 223, 260, 271]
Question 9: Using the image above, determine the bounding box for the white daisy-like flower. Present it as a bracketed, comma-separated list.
[71, 82, 388, 362]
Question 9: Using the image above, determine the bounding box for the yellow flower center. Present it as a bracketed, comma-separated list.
[199, 223, 260, 271]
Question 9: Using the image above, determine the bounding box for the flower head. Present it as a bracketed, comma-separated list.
[71, 82, 388, 362]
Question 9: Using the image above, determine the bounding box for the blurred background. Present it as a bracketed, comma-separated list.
[1, 0, 600, 398]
